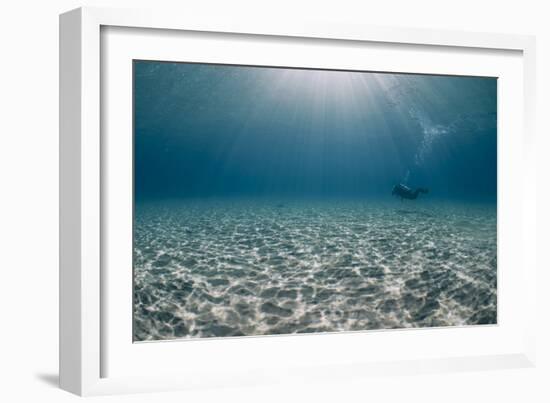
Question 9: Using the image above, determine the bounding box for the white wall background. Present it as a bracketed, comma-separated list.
[0, 0, 548, 401]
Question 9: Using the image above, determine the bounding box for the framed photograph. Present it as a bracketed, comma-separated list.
[60, 7, 537, 396]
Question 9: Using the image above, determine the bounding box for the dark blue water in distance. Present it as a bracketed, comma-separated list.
[133, 60, 497, 341]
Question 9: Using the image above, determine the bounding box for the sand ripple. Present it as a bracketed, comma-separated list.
[133, 200, 497, 341]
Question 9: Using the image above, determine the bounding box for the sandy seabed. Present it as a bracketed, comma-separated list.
[133, 200, 497, 341]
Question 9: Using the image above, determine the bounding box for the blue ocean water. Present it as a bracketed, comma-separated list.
[133, 61, 497, 341]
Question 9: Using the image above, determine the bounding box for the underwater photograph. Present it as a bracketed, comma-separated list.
[133, 60, 497, 342]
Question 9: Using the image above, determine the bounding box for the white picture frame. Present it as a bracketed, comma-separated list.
[59, 6, 537, 396]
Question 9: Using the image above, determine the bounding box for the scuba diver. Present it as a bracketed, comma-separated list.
[392, 184, 429, 201]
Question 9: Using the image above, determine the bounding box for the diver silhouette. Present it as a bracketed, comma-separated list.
[392, 184, 429, 201]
